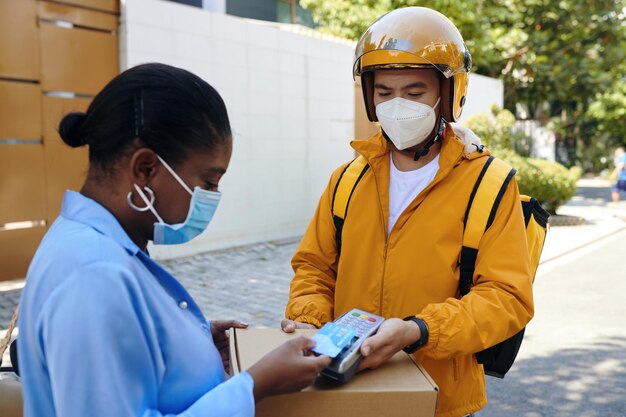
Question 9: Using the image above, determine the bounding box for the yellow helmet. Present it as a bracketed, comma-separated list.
[354, 7, 472, 122]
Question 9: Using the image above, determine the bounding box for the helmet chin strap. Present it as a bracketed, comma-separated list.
[412, 117, 446, 162]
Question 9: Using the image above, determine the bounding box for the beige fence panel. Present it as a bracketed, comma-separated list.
[48, 0, 119, 14]
[0, 0, 40, 81]
[0, 81, 42, 140]
[0, 145, 47, 225]
[0, 0, 119, 281]
[38, 1, 118, 233]
[0, 227, 47, 280]
[40, 24, 118, 95]
[0, 79, 46, 279]
[38, 1, 119, 32]
[42, 97, 91, 222]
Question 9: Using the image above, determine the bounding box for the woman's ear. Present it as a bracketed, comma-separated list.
[129, 148, 160, 186]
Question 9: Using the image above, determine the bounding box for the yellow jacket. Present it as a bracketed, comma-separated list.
[286, 127, 534, 417]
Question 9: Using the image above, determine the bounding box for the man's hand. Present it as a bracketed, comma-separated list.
[358, 318, 421, 371]
[211, 319, 249, 373]
[281, 319, 317, 333]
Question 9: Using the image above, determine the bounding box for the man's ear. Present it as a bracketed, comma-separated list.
[129, 148, 160, 186]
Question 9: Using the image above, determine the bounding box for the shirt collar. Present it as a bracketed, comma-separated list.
[60, 190, 141, 255]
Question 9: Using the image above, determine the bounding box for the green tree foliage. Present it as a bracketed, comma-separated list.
[500, 0, 626, 120]
[302, 0, 626, 170]
[587, 79, 626, 145]
[299, 0, 510, 75]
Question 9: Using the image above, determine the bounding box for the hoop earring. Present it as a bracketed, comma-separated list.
[127, 185, 155, 212]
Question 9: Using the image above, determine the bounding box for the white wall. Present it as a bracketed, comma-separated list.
[458, 72, 504, 121]
[514, 120, 556, 161]
[119, 0, 355, 259]
[462, 75, 556, 160]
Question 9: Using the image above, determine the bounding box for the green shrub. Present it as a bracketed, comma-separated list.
[497, 148, 580, 214]
[463, 108, 532, 156]
[568, 165, 583, 182]
[466, 110, 580, 214]
[463, 112, 498, 149]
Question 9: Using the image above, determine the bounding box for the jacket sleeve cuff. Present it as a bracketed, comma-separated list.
[415, 313, 440, 354]
[289, 315, 323, 328]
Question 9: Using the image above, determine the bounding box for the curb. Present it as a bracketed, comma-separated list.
[548, 214, 586, 227]
[539, 225, 626, 265]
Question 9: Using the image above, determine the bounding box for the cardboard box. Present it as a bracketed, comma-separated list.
[230, 328, 438, 417]
[0, 377, 22, 417]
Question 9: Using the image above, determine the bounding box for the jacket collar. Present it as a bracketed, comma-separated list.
[350, 123, 489, 168]
[349, 125, 490, 235]
[60, 190, 141, 256]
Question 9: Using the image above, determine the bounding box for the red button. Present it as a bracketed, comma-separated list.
[368, 318, 377, 322]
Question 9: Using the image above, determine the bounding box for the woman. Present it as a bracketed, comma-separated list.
[17, 63, 330, 417]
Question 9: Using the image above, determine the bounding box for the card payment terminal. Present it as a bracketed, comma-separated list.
[312, 308, 385, 383]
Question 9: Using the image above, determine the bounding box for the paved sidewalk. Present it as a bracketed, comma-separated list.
[162, 238, 299, 327]
[1, 177, 625, 333]
[0, 239, 300, 336]
[539, 177, 626, 266]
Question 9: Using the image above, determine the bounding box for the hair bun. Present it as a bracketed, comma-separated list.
[59, 112, 87, 148]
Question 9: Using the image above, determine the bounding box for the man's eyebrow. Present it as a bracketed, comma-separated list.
[402, 82, 428, 89]
[373, 81, 429, 90]
[205, 167, 226, 175]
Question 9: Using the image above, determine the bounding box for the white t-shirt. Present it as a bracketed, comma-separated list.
[388, 152, 440, 235]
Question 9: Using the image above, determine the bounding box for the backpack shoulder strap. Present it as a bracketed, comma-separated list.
[459, 156, 516, 295]
[331, 155, 369, 254]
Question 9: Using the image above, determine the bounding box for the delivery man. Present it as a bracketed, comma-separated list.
[282, 7, 534, 417]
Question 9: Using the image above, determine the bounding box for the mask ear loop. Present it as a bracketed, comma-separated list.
[156, 155, 193, 195]
[127, 184, 164, 223]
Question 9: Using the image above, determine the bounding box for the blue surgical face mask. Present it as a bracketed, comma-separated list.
[133, 155, 221, 245]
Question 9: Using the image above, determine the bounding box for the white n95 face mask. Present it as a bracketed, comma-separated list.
[376, 97, 441, 150]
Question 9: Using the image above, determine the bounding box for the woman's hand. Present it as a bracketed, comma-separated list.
[357, 318, 421, 371]
[280, 319, 317, 333]
[211, 319, 248, 373]
[247, 336, 331, 401]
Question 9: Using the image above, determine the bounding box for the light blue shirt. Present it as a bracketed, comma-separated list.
[18, 191, 255, 417]
[618, 154, 626, 181]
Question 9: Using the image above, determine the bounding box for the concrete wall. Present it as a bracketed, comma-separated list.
[119, 0, 355, 259]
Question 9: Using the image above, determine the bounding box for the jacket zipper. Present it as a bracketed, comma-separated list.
[366, 149, 464, 315]
[367, 158, 389, 315]
[380, 241, 388, 313]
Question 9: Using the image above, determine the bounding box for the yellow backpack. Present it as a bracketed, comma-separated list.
[332, 154, 549, 378]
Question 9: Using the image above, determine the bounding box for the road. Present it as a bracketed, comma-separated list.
[478, 229, 626, 417]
